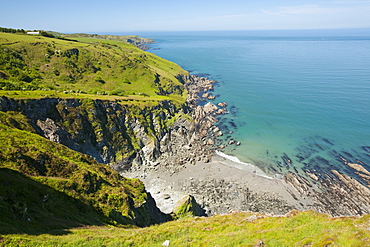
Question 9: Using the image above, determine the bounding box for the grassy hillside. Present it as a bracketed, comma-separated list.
[1, 211, 369, 246]
[0, 111, 167, 234]
[0, 32, 188, 103]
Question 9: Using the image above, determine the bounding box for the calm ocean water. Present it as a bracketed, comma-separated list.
[130, 29, 370, 177]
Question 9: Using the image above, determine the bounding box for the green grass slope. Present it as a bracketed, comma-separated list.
[0, 32, 187, 102]
[1, 211, 369, 246]
[0, 111, 167, 235]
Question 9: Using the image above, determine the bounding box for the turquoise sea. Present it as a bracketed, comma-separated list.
[133, 29, 370, 178]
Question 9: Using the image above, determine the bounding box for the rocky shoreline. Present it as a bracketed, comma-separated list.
[121, 74, 370, 217]
[120, 75, 310, 216]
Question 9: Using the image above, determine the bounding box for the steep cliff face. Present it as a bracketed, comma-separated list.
[0, 100, 210, 173]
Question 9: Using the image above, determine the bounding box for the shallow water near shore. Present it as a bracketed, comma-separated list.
[128, 29, 370, 178]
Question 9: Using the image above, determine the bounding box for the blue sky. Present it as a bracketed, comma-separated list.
[1, 0, 370, 33]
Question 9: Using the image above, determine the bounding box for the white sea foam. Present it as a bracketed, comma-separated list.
[216, 150, 247, 164]
[215, 150, 273, 179]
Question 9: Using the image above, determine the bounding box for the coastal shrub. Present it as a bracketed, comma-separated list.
[95, 76, 105, 84]
[0, 79, 39, 90]
[110, 88, 126, 96]
[0, 27, 26, 33]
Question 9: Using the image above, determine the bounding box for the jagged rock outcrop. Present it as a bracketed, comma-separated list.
[132, 192, 171, 226]
[203, 102, 218, 114]
[172, 195, 206, 217]
[36, 118, 72, 143]
[179, 75, 215, 109]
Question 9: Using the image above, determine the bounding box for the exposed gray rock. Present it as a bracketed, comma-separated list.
[206, 139, 215, 145]
[36, 118, 70, 144]
[203, 102, 218, 114]
[214, 108, 227, 115]
[228, 140, 236, 145]
[217, 102, 227, 107]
